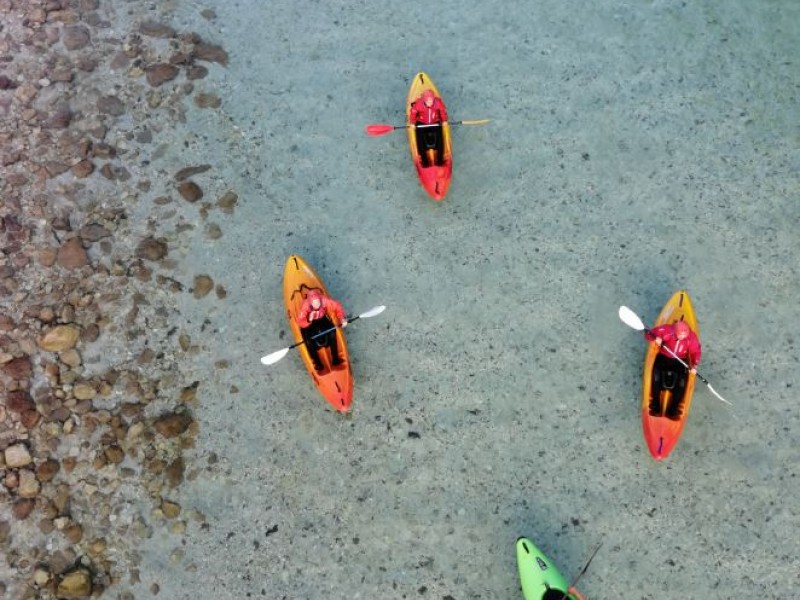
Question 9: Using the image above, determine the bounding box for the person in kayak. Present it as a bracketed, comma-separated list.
[297, 289, 347, 373]
[409, 89, 448, 167]
[645, 320, 702, 418]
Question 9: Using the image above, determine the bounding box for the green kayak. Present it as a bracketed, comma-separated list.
[516, 537, 585, 600]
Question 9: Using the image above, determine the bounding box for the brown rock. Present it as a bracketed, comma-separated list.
[60, 349, 82, 368]
[165, 457, 185, 487]
[18, 469, 40, 497]
[180, 382, 199, 403]
[194, 93, 221, 109]
[7, 390, 35, 413]
[62, 26, 91, 50]
[186, 65, 208, 80]
[57, 567, 93, 598]
[217, 191, 238, 213]
[154, 412, 193, 438]
[161, 499, 181, 519]
[135, 237, 168, 261]
[37, 459, 60, 482]
[45, 105, 73, 129]
[21, 409, 41, 429]
[71, 159, 94, 178]
[174, 165, 211, 181]
[64, 523, 84, 543]
[39, 247, 58, 267]
[104, 445, 124, 464]
[57, 238, 88, 269]
[192, 275, 214, 298]
[205, 223, 222, 239]
[191, 42, 228, 65]
[12, 498, 36, 520]
[5, 443, 33, 467]
[177, 181, 203, 202]
[79, 223, 111, 242]
[97, 95, 125, 116]
[4, 355, 32, 379]
[146, 63, 180, 87]
[39, 324, 81, 352]
[215, 285, 227, 299]
[81, 323, 100, 343]
[73, 382, 96, 400]
[140, 21, 176, 38]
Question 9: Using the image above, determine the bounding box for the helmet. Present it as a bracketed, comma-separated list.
[673, 320, 690, 337]
[422, 89, 435, 105]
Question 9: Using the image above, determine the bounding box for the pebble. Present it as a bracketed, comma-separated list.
[161, 499, 181, 519]
[12, 498, 36, 520]
[194, 93, 221, 109]
[192, 274, 214, 298]
[73, 382, 96, 400]
[205, 223, 222, 239]
[71, 159, 94, 178]
[18, 469, 41, 497]
[217, 191, 238, 213]
[177, 181, 203, 202]
[191, 42, 228, 65]
[139, 21, 176, 39]
[57, 567, 93, 598]
[154, 413, 193, 438]
[186, 65, 208, 80]
[62, 26, 91, 51]
[36, 459, 60, 482]
[146, 63, 180, 87]
[97, 94, 125, 116]
[5, 444, 33, 467]
[4, 355, 32, 379]
[38, 324, 81, 352]
[136, 237, 169, 261]
[174, 165, 211, 181]
[56, 237, 88, 269]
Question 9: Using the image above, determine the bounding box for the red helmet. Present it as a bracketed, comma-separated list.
[673, 320, 690, 337]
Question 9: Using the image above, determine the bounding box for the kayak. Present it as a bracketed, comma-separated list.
[283, 255, 353, 412]
[516, 537, 586, 600]
[406, 72, 453, 201]
[641, 289, 699, 460]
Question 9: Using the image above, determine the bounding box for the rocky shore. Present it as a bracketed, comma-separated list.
[1, 1, 233, 597]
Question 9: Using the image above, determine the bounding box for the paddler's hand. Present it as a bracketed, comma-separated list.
[689, 367, 697, 375]
[655, 337, 663, 346]
[342, 318, 348, 327]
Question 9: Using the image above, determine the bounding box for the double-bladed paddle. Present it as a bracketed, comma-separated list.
[365, 119, 490, 136]
[260, 305, 386, 366]
[618, 305, 732, 406]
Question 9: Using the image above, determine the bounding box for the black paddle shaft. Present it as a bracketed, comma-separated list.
[289, 316, 358, 350]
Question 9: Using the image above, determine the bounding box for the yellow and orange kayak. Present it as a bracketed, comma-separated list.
[283, 255, 353, 412]
[641, 290, 699, 460]
[406, 72, 453, 201]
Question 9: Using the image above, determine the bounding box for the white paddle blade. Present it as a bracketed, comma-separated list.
[359, 305, 387, 319]
[618, 306, 645, 331]
[707, 384, 733, 406]
[261, 347, 290, 366]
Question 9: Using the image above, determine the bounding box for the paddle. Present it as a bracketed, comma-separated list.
[365, 119, 491, 136]
[260, 305, 387, 366]
[618, 305, 732, 406]
[556, 543, 603, 600]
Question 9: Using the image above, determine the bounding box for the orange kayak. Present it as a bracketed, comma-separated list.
[283, 255, 353, 412]
[406, 72, 453, 201]
[641, 290, 699, 460]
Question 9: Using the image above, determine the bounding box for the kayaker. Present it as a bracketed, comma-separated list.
[409, 89, 448, 167]
[645, 320, 702, 418]
[297, 290, 347, 373]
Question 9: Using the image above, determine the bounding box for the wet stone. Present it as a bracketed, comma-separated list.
[62, 26, 90, 50]
[139, 21, 176, 38]
[136, 237, 168, 261]
[174, 165, 211, 181]
[191, 42, 228, 65]
[177, 181, 203, 202]
[146, 63, 180, 87]
[79, 223, 111, 242]
[194, 93, 221, 109]
[4, 355, 32, 379]
[186, 65, 208, 80]
[39, 324, 81, 352]
[154, 412, 193, 438]
[193, 275, 214, 298]
[57, 237, 88, 269]
[97, 95, 125, 116]
[71, 159, 94, 178]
